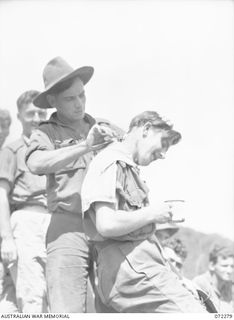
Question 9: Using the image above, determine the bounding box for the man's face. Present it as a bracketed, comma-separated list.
[0, 119, 10, 148]
[49, 77, 86, 122]
[156, 229, 173, 242]
[212, 256, 234, 282]
[18, 103, 47, 137]
[135, 127, 171, 166]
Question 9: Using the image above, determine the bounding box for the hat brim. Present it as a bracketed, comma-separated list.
[156, 222, 179, 236]
[33, 66, 94, 109]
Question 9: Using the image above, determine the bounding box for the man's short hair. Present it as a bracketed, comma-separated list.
[209, 244, 234, 264]
[128, 110, 182, 145]
[0, 109, 11, 126]
[17, 90, 40, 112]
[163, 238, 188, 260]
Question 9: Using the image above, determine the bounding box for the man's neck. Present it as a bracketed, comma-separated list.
[121, 134, 137, 162]
[210, 272, 223, 295]
[56, 112, 85, 129]
[22, 130, 30, 139]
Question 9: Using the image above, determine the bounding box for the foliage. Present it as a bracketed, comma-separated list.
[173, 227, 234, 279]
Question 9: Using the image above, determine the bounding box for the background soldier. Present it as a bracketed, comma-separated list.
[0, 91, 50, 313]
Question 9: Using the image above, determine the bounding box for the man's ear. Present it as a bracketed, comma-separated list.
[46, 94, 55, 108]
[208, 261, 215, 272]
[142, 122, 152, 137]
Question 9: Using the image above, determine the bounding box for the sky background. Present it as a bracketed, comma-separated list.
[0, 0, 233, 240]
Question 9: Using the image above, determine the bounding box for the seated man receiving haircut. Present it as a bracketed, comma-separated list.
[81, 111, 207, 313]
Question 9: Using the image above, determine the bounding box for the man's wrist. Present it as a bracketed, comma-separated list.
[79, 139, 92, 151]
[142, 206, 155, 223]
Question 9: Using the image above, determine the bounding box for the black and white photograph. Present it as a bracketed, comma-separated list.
[0, 0, 233, 316]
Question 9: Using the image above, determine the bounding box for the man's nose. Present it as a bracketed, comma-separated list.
[75, 96, 83, 108]
[226, 266, 233, 274]
[32, 112, 41, 122]
[159, 152, 166, 159]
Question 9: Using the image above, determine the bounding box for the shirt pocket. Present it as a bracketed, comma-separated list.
[126, 188, 147, 208]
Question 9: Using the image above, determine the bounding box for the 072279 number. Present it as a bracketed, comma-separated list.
[214, 315, 233, 319]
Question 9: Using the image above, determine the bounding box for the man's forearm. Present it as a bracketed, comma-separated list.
[0, 194, 13, 240]
[95, 204, 154, 238]
[27, 140, 90, 174]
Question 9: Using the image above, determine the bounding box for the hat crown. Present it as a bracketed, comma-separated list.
[43, 56, 74, 90]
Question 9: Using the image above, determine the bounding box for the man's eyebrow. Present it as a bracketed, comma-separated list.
[64, 90, 85, 97]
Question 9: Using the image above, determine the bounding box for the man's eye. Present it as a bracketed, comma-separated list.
[0, 123, 10, 129]
[162, 139, 169, 149]
[39, 112, 47, 118]
[65, 97, 74, 101]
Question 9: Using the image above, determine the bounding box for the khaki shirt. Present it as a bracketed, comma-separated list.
[25, 112, 96, 215]
[0, 136, 47, 211]
[81, 141, 156, 242]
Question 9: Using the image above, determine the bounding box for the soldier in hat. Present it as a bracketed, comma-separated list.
[26, 57, 119, 312]
[0, 92, 49, 312]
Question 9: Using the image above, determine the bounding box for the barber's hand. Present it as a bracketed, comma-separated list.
[1, 237, 18, 265]
[86, 124, 117, 149]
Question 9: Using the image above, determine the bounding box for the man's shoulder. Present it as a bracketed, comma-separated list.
[38, 118, 58, 131]
[193, 272, 213, 292]
[4, 137, 24, 154]
[194, 272, 209, 282]
[91, 143, 134, 171]
[89, 145, 117, 171]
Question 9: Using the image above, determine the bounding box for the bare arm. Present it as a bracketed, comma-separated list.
[94, 202, 173, 238]
[0, 180, 17, 263]
[27, 141, 90, 174]
[27, 124, 116, 175]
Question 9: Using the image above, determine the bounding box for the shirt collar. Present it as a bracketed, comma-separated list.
[22, 135, 30, 146]
[106, 141, 137, 168]
[42, 112, 96, 129]
[206, 271, 221, 297]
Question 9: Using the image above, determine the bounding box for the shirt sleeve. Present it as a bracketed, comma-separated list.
[0, 148, 17, 190]
[25, 128, 54, 164]
[81, 155, 118, 215]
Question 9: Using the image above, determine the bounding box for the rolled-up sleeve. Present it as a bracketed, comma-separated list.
[0, 148, 16, 190]
[25, 129, 54, 164]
